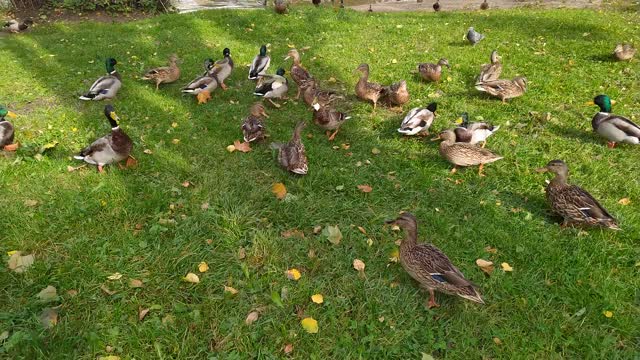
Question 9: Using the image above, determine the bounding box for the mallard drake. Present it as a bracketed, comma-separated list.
[242, 103, 269, 143]
[275, 0, 288, 13]
[355, 64, 384, 110]
[249, 45, 271, 80]
[182, 58, 218, 102]
[418, 59, 450, 82]
[477, 50, 502, 83]
[587, 94, 640, 148]
[312, 100, 351, 141]
[480, 0, 489, 10]
[254, 68, 289, 108]
[398, 103, 437, 136]
[3, 18, 33, 33]
[0, 105, 17, 150]
[271, 121, 308, 175]
[142, 54, 181, 90]
[382, 80, 410, 106]
[284, 49, 312, 99]
[452, 112, 500, 147]
[613, 44, 636, 61]
[432, 0, 440, 11]
[300, 79, 343, 107]
[79, 58, 121, 101]
[74, 105, 133, 173]
[475, 77, 526, 103]
[438, 129, 502, 176]
[210, 48, 233, 90]
[536, 160, 619, 230]
[466, 27, 484, 45]
[385, 213, 484, 308]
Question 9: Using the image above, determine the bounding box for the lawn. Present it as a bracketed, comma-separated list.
[1, 5, 639, 359]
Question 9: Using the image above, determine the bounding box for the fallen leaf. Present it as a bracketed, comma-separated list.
[237, 247, 246, 259]
[311, 294, 324, 304]
[476, 259, 495, 275]
[501, 262, 513, 272]
[183, 273, 200, 283]
[201, 202, 210, 210]
[313, 225, 322, 234]
[389, 248, 400, 263]
[172, 138, 180, 145]
[283, 343, 294, 354]
[245, 311, 259, 325]
[484, 246, 498, 254]
[67, 289, 78, 297]
[353, 259, 366, 272]
[100, 284, 116, 296]
[272, 183, 287, 200]
[224, 285, 238, 295]
[138, 307, 150, 321]
[7, 252, 35, 273]
[3, 143, 19, 151]
[323, 225, 342, 245]
[281, 229, 305, 238]
[391, 58, 398, 64]
[226, 144, 236, 152]
[198, 262, 209, 273]
[421, 353, 435, 360]
[40, 307, 58, 329]
[301, 317, 318, 334]
[125, 156, 137, 168]
[37, 285, 57, 302]
[171, 122, 178, 128]
[618, 198, 631, 205]
[493, 337, 503, 346]
[233, 140, 251, 153]
[371, 147, 381, 155]
[182, 181, 191, 188]
[98, 356, 121, 360]
[357, 226, 367, 235]
[603, 310, 613, 318]
[0, 331, 9, 342]
[143, 149, 153, 154]
[357, 184, 373, 193]
[286, 268, 301, 281]
[24, 199, 38, 207]
[107, 272, 123, 280]
[197, 90, 211, 104]
[129, 279, 144, 288]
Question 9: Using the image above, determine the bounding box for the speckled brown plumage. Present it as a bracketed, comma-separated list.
[418, 58, 450, 82]
[242, 103, 269, 143]
[355, 63, 384, 110]
[273, 121, 308, 175]
[438, 130, 502, 176]
[613, 43, 636, 61]
[286, 49, 312, 99]
[382, 80, 409, 106]
[142, 54, 181, 90]
[301, 79, 343, 107]
[475, 76, 526, 103]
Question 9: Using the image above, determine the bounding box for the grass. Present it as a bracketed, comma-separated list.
[1, 5, 639, 359]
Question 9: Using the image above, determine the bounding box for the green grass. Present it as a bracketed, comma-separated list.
[1, 6, 639, 359]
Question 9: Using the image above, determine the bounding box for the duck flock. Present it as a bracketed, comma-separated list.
[1, 12, 638, 307]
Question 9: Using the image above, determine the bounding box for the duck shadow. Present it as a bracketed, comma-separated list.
[587, 54, 616, 62]
[545, 122, 601, 145]
[500, 190, 560, 225]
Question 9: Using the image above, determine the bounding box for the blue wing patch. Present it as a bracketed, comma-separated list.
[430, 274, 447, 283]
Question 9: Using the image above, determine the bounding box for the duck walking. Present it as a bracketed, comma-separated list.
[418, 58, 450, 83]
[285, 49, 312, 99]
[452, 112, 500, 147]
[249, 45, 271, 80]
[398, 103, 437, 136]
[142, 54, 181, 90]
[355, 63, 384, 110]
[588, 94, 640, 148]
[210, 48, 234, 90]
[79, 58, 122, 101]
[475, 77, 527, 103]
[438, 129, 502, 176]
[0, 105, 17, 151]
[242, 103, 269, 143]
[385, 212, 484, 308]
[312, 99, 351, 141]
[272, 121, 308, 175]
[477, 50, 502, 83]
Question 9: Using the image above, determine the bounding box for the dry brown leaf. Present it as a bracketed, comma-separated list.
[67, 289, 78, 297]
[125, 156, 137, 168]
[357, 226, 367, 235]
[138, 307, 150, 321]
[129, 279, 144, 288]
[357, 184, 373, 193]
[100, 284, 116, 296]
[618, 198, 631, 205]
[182, 181, 191, 188]
[143, 149, 153, 154]
[313, 225, 322, 234]
[233, 140, 252, 153]
[37, 285, 58, 302]
[493, 337, 503, 346]
[484, 246, 498, 254]
[40, 307, 58, 329]
[272, 183, 287, 200]
[224, 285, 239, 295]
[281, 229, 305, 239]
[245, 311, 259, 325]
[183, 273, 200, 283]
[198, 262, 209, 273]
[353, 259, 365, 272]
[3, 143, 19, 151]
[197, 90, 211, 104]
[24, 199, 38, 207]
[237, 247, 246, 259]
[476, 259, 495, 275]
[283, 343, 294, 354]
[7, 252, 35, 273]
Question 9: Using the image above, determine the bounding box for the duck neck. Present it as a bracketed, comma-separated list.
[550, 171, 568, 187]
[400, 225, 418, 250]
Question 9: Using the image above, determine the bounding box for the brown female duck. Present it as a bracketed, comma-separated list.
[300, 79, 343, 107]
[438, 129, 502, 176]
[142, 54, 181, 90]
[271, 121, 308, 175]
[355, 63, 385, 110]
[613, 44, 636, 61]
[312, 100, 351, 141]
[382, 80, 410, 106]
[285, 49, 312, 99]
[477, 50, 502, 83]
[418, 58, 450, 82]
[475, 76, 526, 103]
[242, 103, 269, 143]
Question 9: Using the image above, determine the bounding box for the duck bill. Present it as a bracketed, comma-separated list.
[7, 111, 17, 118]
[384, 219, 397, 225]
[610, 100, 617, 105]
[584, 101, 595, 106]
[261, 111, 270, 118]
[430, 135, 442, 141]
[535, 167, 548, 173]
[110, 112, 120, 121]
[283, 56, 291, 61]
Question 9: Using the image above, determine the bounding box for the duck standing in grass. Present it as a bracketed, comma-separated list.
[382, 80, 410, 106]
[465, 27, 484, 46]
[74, 105, 133, 173]
[3, 18, 33, 33]
[536, 160, 619, 230]
[275, 0, 288, 13]
[142, 54, 181, 90]
[588, 94, 640, 148]
[79, 58, 122, 101]
[355, 63, 384, 110]
[477, 50, 502, 83]
[300, 79, 343, 107]
[210, 48, 234, 90]
[254, 68, 289, 108]
[398, 103, 437, 136]
[386, 212, 484, 308]
[418, 58, 450, 82]
[285, 49, 312, 99]
[476, 76, 527, 103]
[312, 98, 351, 141]
[249, 45, 271, 80]
[272, 121, 308, 175]
[242, 103, 269, 143]
[0, 105, 17, 151]
[437, 129, 502, 176]
[452, 112, 500, 147]
[182, 58, 218, 103]
[613, 44, 636, 61]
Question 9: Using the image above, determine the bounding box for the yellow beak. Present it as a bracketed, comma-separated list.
[611, 100, 617, 105]
[7, 111, 17, 118]
[284, 56, 291, 61]
[585, 101, 595, 106]
[110, 112, 120, 121]
[454, 117, 463, 125]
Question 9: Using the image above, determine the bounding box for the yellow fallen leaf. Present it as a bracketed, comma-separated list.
[107, 272, 122, 280]
[138, 307, 150, 321]
[301, 317, 318, 333]
[172, 138, 180, 145]
[618, 198, 631, 205]
[245, 311, 259, 325]
[40, 307, 58, 329]
[391, 59, 398, 64]
[233, 140, 251, 153]
[226, 144, 236, 152]
[197, 90, 211, 104]
[171, 122, 178, 128]
[353, 259, 365, 272]
[183, 272, 200, 283]
[7, 250, 17, 256]
[272, 183, 287, 200]
[198, 262, 209, 273]
[224, 285, 238, 295]
[311, 294, 324, 304]
[357, 226, 367, 235]
[286, 268, 301, 281]
[98, 356, 121, 360]
[603, 310, 613, 318]
[389, 248, 399, 263]
[501, 262, 513, 272]
[6, 252, 34, 273]
[493, 337, 503, 345]
[476, 259, 495, 275]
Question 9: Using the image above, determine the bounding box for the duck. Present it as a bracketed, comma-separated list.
[312, 99, 351, 141]
[249, 45, 271, 80]
[182, 58, 218, 103]
[382, 80, 410, 106]
[432, 0, 440, 11]
[284, 49, 312, 99]
[536, 160, 619, 230]
[254, 68, 289, 108]
[300, 79, 343, 107]
[475, 76, 527, 103]
[418, 58, 450, 82]
[79, 58, 122, 101]
[242, 103, 269, 143]
[465, 27, 484, 46]
[452, 112, 500, 147]
[385, 212, 484, 308]
[480, 0, 489, 10]
[271, 121, 308, 175]
[355, 64, 385, 110]
[477, 50, 502, 83]
[587, 94, 640, 148]
[210, 48, 234, 90]
[0, 105, 17, 150]
[397, 103, 437, 136]
[73, 105, 133, 173]
[437, 129, 502, 176]
[275, 0, 288, 13]
[142, 54, 181, 90]
[3, 18, 33, 33]
[613, 44, 636, 61]
[312, 0, 321, 5]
